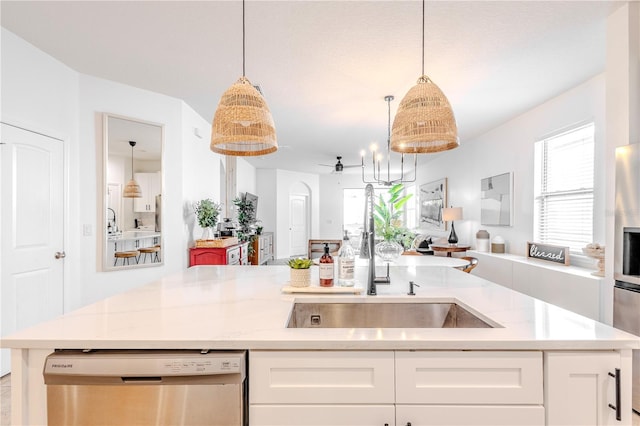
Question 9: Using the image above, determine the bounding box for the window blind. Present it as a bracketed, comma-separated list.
[534, 123, 594, 253]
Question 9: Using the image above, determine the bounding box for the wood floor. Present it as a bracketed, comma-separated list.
[0, 372, 638, 425]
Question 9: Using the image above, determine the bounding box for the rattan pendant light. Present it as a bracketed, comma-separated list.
[390, 0, 459, 154]
[123, 141, 142, 198]
[211, 0, 277, 156]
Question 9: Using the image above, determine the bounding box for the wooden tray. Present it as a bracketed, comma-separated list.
[195, 237, 238, 248]
[281, 284, 363, 294]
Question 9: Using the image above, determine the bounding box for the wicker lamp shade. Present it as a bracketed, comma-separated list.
[123, 140, 142, 198]
[390, 75, 459, 154]
[123, 178, 142, 198]
[211, 76, 277, 157]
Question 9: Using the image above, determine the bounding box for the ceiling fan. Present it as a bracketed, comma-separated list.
[319, 156, 360, 173]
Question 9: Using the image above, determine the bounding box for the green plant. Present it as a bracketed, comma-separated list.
[194, 198, 221, 229]
[373, 183, 415, 247]
[288, 258, 314, 269]
[233, 195, 255, 230]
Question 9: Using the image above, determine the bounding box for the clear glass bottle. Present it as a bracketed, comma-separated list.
[338, 233, 355, 287]
[319, 243, 334, 287]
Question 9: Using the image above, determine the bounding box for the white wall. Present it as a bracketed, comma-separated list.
[256, 169, 319, 258]
[256, 169, 277, 235]
[180, 102, 223, 247]
[1, 28, 257, 310]
[319, 74, 607, 262]
[1, 28, 82, 310]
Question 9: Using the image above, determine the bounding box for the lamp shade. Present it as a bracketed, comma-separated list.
[211, 76, 278, 157]
[123, 178, 142, 198]
[390, 75, 459, 154]
[442, 207, 463, 222]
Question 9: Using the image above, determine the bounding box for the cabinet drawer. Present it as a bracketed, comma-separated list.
[227, 246, 240, 265]
[396, 405, 545, 426]
[396, 351, 543, 404]
[250, 404, 394, 425]
[250, 351, 394, 404]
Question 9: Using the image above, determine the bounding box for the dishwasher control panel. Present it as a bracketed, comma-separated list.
[44, 350, 245, 377]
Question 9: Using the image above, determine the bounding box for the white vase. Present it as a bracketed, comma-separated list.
[201, 227, 215, 240]
[290, 268, 311, 287]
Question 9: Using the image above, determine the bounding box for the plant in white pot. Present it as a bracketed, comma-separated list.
[194, 198, 221, 240]
[288, 258, 314, 287]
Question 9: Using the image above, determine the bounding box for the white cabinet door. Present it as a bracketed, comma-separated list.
[396, 405, 545, 426]
[134, 172, 160, 212]
[250, 351, 395, 404]
[250, 404, 394, 426]
[545, 351, 622, 426]
[396, 351, 543, 404]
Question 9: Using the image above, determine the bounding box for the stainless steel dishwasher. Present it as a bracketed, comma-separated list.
[43, 350, 247, 426]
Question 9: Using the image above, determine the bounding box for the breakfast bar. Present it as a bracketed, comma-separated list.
[4, 264, 640, 425]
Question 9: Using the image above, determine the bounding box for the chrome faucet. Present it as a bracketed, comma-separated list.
[361, 184, 391, 296]
[107, 208, 117, 234]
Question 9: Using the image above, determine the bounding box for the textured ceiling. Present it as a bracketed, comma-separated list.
[1, 1, 618, 174]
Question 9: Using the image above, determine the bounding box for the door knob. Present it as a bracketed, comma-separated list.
[55, 251, 66, 259]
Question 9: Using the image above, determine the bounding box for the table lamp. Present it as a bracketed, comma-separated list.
[443, 207, 463, 244]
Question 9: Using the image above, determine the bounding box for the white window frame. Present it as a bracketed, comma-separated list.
[533, 122, 595, 256]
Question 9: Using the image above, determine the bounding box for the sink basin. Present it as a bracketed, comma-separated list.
[287, 301, 494, 329]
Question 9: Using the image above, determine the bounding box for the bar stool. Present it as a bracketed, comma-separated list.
[138, 246, 160, 263]
[114, 250, 140, 266]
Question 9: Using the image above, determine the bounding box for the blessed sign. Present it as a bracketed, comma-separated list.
[526, 242, 570, 265]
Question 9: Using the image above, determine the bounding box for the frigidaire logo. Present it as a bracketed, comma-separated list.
[51, 363, 73, 368]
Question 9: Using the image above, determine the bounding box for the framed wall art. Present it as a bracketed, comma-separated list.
[481, 172, 513, 226]
[419, 178, 447, 231]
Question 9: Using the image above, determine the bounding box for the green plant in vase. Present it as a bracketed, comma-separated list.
[233, 194, 256, 243]
[373, 183, 415, 260]
[194, 198, 221, 240]
[288, 258, 313, 287]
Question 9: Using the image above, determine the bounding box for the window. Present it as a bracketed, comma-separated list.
[534, 123, 594, 254]
[343, 185, 417, 253]
[404, 183, 418, 229]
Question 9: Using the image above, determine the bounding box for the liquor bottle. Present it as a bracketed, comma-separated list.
[319, 243, 334, 287]
[338, 232, 355, 287]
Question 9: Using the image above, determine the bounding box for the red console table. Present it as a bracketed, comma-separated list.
[189, 243, 248, 266]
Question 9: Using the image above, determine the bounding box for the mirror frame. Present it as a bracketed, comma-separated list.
[99, 113, 165, 271]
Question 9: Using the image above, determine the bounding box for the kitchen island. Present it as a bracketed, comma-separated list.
[4, 264, 640, 425]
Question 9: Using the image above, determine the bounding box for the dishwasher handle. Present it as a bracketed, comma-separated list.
[122, 376, 163, 384]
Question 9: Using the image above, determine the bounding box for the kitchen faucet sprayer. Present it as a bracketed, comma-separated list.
[365, 184, 377, 295]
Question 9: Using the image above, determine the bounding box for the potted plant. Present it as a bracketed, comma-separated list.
[373, 183, 416, 261]
[288, 258, 314, 287]
[194, 198, 221, 240]
[233, 194, 256, 242]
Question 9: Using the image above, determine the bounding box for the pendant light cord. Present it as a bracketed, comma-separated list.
[242, 0, 246, 77]
[421, 0, 425, 76]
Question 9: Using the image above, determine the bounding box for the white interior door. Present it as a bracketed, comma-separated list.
[289, 195, 308, 257]
[1, 123, 64, 375]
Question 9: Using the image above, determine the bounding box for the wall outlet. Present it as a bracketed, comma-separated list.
[83, 224, 92, 236]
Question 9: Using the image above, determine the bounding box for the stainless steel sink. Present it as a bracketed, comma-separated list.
[287, 301, 494, 328]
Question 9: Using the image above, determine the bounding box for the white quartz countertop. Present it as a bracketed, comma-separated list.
[107, 231, 161, 242]
[3, 264, 639, 351]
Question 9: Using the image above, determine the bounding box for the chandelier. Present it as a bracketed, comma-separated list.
[361, 95, 417, 186]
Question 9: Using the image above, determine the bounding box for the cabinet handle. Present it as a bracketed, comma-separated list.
[608, 368, 621, 421]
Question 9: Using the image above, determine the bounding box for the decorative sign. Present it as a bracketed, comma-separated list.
[526, 242, 570, 265]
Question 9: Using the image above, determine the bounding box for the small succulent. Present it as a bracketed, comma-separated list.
[288, 258, 314, 269]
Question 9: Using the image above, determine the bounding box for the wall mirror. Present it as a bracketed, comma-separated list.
[481, 172, 513, 226]
[101, 113, 164, 270]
